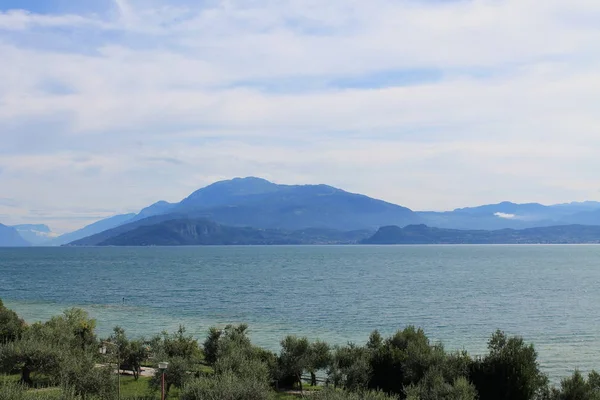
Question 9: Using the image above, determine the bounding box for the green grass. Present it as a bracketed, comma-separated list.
[119, 376, 180, 399]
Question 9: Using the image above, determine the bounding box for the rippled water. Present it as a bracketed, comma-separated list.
[1, 245, 600, 381]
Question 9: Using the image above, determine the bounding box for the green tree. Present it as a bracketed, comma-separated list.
[313, 387, 398, 400]
[308, 340, 331, 386]
[0, 300, 26, 343]
[328, 343, 372, 391]
[469, 330, 548, 400]
[181, 370, 274, 400]
[278, 335, 310, 391]
[150, 356, 191, 396]
[368, 326, 445, 396]
[0, 339, 62, 385]
[552, 370, 600, 400]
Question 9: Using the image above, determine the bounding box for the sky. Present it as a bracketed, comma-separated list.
[1, 0, 600, 233]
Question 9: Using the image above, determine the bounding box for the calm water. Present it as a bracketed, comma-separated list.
[1, 245, 600, 381]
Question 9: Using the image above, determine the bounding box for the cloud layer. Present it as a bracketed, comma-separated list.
[1, 0, 599, 232]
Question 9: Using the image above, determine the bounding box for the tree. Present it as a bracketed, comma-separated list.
[150, 356, 191, 396]
[368, 326, 444, 395]
[0, 300, 26, 344]
[278, 335, 310, 391]
[181, 370, 274, 400]
[308, 340, 331, 386]
[203, 326, 223, 366]
[59, 353, 116, 399]
[313, 387, 398, 400]
[106, 326, 148, 380]
[0, 339, 62, 385]
[469, 330, 548, 400]
[552, 370, 600, 400]
[151, 325, 201, 362]
[328, 343, 372, 391]
[404, 369, 477, 400]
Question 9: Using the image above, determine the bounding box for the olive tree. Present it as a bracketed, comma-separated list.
[469, 330, 548, 400]
[0, 300, 26, 344]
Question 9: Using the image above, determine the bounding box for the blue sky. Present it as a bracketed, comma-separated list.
[1, 0, 599, 232]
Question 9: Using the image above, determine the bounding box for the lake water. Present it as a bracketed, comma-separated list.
[1, 245, 599, 381]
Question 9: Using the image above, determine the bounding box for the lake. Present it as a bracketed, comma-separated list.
[1, 245, 599, 381]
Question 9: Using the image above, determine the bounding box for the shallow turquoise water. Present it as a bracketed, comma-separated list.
[1, 245, 600, 381]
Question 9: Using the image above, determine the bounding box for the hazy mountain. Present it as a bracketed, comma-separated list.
[0, 224, 30, 247]
[68, 177, 419, 245]
[127, 201, 176, 222]
[49, 213, 136, 246]
[81, 218, 371, 246]
[363, 224, 600, 244]
[418, 200, 600, 230]
[12, 224, 57, 245]
[170, 177, 420, 231]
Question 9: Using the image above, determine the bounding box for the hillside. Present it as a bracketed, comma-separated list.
[49, 213, 136, 246]
[68, 177, 419, 245]
[11, 224, 56, 245]
[417, 201, 600, 230]
[71, 218, 372, 246]
[362, 224, 600, 244]
[0, 224, 30, 247]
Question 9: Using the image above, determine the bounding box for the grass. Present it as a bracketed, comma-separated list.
[119, 376, 180, 399]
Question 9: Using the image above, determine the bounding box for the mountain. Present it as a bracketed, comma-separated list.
[68, 177, 420, 245]
[362, 224, 600, 244]
[417, 201, 600, 230]
[12, 224, 56, 245]
[49, 213, 136, 246]
[0, 224, 30, 247]
[72, 218, 372, 246]
[127, 201, 176, 222]
[169, 177, 420, 231]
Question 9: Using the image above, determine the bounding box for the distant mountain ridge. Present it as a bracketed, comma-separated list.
[11, 177, 600, 246]
[11, 224, 56, 245]
[363, 224, 600, 244]
[68, 177, 420, 245]
[0, 224, 30, 247]
[48, 213, 136, 246]
[71, 218, 372, 246]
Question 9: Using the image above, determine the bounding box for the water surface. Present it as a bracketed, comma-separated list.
[1, 245, 599, 381]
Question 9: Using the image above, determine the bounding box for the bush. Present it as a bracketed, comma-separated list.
[469, 330, 548, 400]
[180, 371, 274, 400]
[0, 299, 26, 344]
[312, 387, 398, 400]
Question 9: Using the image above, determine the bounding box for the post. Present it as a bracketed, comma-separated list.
[161, 371, 165, 400]
[116, 348, 120, 400]
[158, 362, 169, 400]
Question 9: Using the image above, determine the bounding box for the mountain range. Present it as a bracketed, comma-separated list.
[362, 224, 600, 245]
[2, 177, 600, 246]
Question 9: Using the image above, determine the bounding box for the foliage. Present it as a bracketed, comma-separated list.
[311, 387, 398, 400]
[0, 338, 63, 385]
[277, 336, 310, 390]
[328, 343, 372, 391]
[150, 356, 191, 395]
[469, 330, 548, 400]
[151, 325, 202, 362]
[58, 353, 116, 399]
[550, 370, 600, 400]
[107, 326, 149, 380]
[181, 371, 274, 400]
[0, 299, 26, 343]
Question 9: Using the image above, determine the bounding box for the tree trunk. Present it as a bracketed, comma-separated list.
[298, 374, 303, 392]
[20, 366, 32, 386]
[311, 372, 317, 387]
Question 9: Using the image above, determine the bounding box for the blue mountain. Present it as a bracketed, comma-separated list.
[0, 224, 30, 247]
[69, 177, 419, 245]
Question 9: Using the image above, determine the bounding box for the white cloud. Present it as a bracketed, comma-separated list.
[494, 212, 517, 219]
[1, 0, 600, 231]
